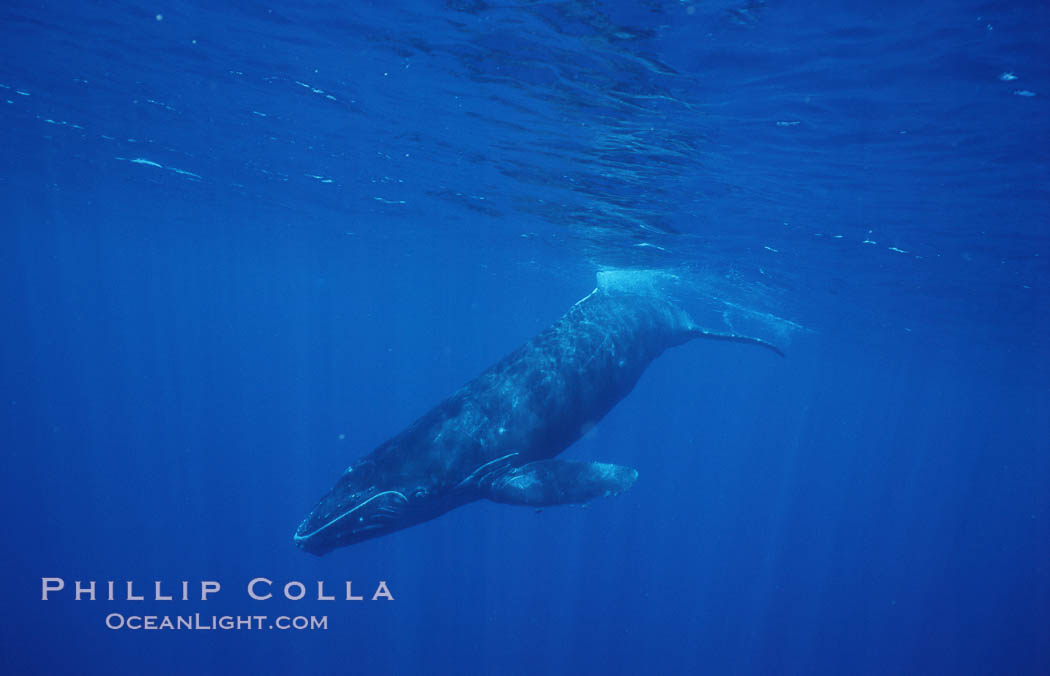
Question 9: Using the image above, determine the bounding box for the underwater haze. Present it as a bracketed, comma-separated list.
[2, 0, 1048, 674]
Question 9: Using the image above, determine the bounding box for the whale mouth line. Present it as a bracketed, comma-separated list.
[294, 490, 408, 542]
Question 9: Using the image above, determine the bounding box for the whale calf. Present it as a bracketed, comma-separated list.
[294, 275, 781, 555]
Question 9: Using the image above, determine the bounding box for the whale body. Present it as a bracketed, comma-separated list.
[294, 279, 781, 555]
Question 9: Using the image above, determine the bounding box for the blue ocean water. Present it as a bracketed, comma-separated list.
[2, 0, 1047, 674]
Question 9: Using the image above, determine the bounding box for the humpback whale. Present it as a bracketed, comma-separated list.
[294, 275, 781, 555]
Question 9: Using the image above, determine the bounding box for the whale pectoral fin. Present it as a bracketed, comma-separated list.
[483, 460, 638, 507]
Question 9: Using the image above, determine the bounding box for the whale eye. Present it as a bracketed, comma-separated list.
[413, 488, 428, 499]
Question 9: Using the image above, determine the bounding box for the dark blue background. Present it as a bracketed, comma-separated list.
[2, 1, 1047, 674]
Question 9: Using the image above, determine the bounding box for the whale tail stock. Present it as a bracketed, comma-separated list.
[595, 267, 787, 358]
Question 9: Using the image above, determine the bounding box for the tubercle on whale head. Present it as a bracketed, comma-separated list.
[293, 459, 430, 555]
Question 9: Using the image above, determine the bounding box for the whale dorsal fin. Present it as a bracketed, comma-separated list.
[689, 328, 785, 357]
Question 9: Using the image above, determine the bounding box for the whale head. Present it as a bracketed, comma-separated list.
[293, 458, 438, 555]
